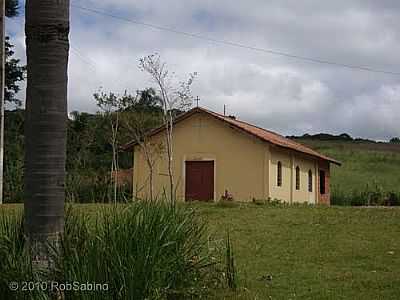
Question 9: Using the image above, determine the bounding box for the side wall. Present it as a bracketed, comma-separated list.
[269, 147, 318, 204]
[133, 112, 269, 201]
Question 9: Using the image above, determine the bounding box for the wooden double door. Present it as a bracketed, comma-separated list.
[185, 161, 214, 201]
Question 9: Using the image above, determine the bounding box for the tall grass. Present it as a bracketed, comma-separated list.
[331, 183, 400, 206]
[66, 172, 132, 203]
[0, 201, 232, 299]
[224, 231, 237, 290]
[0, 211, 48, 300]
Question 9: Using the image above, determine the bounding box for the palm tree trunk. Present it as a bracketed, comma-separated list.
[24, 0, 69, 262]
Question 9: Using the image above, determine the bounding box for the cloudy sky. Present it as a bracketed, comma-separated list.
[6, 0, 400, 140]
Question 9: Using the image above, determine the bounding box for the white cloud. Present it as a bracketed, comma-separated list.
[5, 0, 400, 140]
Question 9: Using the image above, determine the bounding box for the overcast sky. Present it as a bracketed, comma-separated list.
[6, 0, 400, 140]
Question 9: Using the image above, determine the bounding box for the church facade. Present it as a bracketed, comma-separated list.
[124, 107, 341, 204]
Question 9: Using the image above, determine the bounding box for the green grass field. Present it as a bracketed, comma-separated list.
[296, 140, 400, 194]
[196, 202, 400, 299]
[2, 203, 400, 299]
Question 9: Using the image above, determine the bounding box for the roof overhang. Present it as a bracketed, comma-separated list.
[122, 107, 342, 166]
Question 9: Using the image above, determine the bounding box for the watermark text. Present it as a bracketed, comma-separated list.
[9, 281, 109, 292]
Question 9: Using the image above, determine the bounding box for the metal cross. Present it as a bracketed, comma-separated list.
[195, 96, 200, 107]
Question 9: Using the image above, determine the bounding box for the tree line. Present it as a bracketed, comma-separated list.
[288, 133, 400, 144]
[4, 87, 169, 203]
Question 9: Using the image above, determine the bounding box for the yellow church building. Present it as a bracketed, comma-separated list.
[123, 107, 341, 204]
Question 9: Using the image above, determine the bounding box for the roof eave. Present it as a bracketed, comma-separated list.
[121, 107, 342, 166]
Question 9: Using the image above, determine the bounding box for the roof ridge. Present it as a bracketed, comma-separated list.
[123, 106, 341, 165]
[195, 106, 340, 165]
[200, 107, 322, 152]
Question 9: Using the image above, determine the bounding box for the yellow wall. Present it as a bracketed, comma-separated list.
[269, 148, 291, 201]
[292, 155, 317, 204]
[269, 147, 318, 203]
[133, 111, 319, 203]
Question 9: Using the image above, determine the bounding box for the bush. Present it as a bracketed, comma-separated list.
[252, 198, 283, 206]
[0, 211, 48, 300]
[331, 184, 400, 206]
[0, 201, 231, 299]
[66, 171, 132, 203]
[215, 200, 238, 208]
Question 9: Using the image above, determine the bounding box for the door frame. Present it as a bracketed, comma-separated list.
[182, 155, 216, 202]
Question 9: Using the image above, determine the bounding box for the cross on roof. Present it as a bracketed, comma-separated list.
[195, 96, 200, 107]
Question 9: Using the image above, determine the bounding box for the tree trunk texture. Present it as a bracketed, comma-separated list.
[24, 0, 69, 261]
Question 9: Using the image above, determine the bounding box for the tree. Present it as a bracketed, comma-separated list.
[24, 0, 69, 264]
[120, 89, 163, 201]
[94, 89, 164, 202]
[4, 109, 24, 202]
[139, 54, 196, 203]
[390, 137, 400, 144]
[1, 0, 25, 205]
[94, 90, 125, 203]
[4, 0, 26, 106]
[125, 115, 163, 201]
[5, 36, 25, 105]
[5, 0, 19, 17]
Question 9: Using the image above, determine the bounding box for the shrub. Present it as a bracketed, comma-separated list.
[331, 184, 400, 206]
[215, 200, 238, 209]
[0, 211, 47, 300]
[66, 171, 132, 203]
[386, 192, 400, 206]
[0, 201, 231, 299]
[252, 198, 283, 206]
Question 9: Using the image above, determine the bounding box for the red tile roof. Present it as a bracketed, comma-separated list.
[123, 107, 341, 165]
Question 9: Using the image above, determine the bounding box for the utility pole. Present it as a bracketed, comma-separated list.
[0, 0, 5, 204]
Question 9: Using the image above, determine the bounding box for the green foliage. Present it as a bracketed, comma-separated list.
[65, 171, 131, 203]
[5, 0, 19, 18]
[4, 110, 24, 202]
[4, 91, 165, 203]
[331, 183, 400, 206]
[252, 198, 284, 206]
[389, 137, 400, 144]
[297, 139, 400, 206]
[0, 210, 47, 300]
[0, 201, 232, 299]
[5, 36, 26, 105]
[225, 231, 237, 290]
[215, 200, 239, 209]
[288, 132, 354, 141]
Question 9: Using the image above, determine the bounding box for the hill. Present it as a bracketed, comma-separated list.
[292, 137, 400, 205]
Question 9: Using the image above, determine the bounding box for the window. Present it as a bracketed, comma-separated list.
[308, 170, 313, 192]
[277, 161, 282, 187]
[295, 166, 300, 190]
[319, 170, 326, 195]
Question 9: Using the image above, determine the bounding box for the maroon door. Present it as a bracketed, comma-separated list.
[185, 161, 214, 201]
